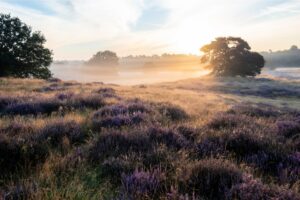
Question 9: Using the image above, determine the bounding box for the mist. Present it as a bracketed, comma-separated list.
[51, 55, 210, 85]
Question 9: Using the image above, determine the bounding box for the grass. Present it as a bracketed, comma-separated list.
[0, 76, 299, 199]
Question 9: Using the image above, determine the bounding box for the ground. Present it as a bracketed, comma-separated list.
[0, 76, 299, 199]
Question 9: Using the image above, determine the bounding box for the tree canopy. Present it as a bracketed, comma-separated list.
[86, 50, 119, 66]
[0, 14, 53, 79]
[200, 37, 265, 77]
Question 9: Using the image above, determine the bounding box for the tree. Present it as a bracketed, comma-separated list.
[200, 37, 265, 77]
[0, 14, 53, 79]
[86, 50, 119, 66]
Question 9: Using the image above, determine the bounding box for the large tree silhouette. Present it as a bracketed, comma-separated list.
[0, 14, 53, 79]
[200, 37, 265, 77]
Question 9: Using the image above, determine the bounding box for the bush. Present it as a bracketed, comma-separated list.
[207, 113, 242, 129]
[176, 126, 198, 142]
[180, 159, 243, 199]
[0, 121, 35, 136]
[119, 169, 166, 199]
[68, 94, 105, 109]
[95, 88, 117, 98]
[197, 135, 227, 158]
[147, 127, 190, 150]
[158, 104, 189, 121]
[92, 101, 150, 129]
[93, 113, 146, 129]
[228, 175, 300, 200]
[100, 157, 136, 185]
[3, 182, 38, 200]
[227, 104, 281, 118]
[0, 95, 20, 111]
[89, 132, 151, 162]
[0, 136, 49, 176]
[37, 120, 85, 146]
[93, 101, 150, 118]
[4, 99, 62, 116]
[276, 120, 300, 138]
[226, 133, 289, 176]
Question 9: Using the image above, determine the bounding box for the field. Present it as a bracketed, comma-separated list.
[0, 76, 299, 199]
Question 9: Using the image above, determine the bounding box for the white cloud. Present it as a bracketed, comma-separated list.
[1, 0, 300, 59]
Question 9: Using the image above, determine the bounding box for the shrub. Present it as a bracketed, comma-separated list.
[0, 121, 35, 136]
[176, 126, 198, 142]
[226, 133, 289, 176]
[120, 169, 166, 199]
[227, 104, 281, 118]
[89, 132, 151, 162]
[93, 113, 146, 129]
[147, 127, 190, 150]
[0, 95, 20, 111]
[92, 102, 150, 129]
[68, 94, 105, 109]
[4, 99, 62, 116]
[55, 92, 75, 101]
[228, 175, 300, 200]
[0, 136, 49, 176]
[95, 88, 117, 98]
[93, 102, 150, 118]
[276, 120, 300, 138]
[197, 135, 227, 158]
[207, 113, 242, 129]
[3, 182, 38, 200]
[278, 152, 300, 185]
[158, 104, 189, 121]
[180, 159, 243, 199]
[100, 157, 136, 185]
[37, 120, 85, 146]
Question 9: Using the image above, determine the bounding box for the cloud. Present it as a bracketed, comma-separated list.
[1, 0, 300, 59]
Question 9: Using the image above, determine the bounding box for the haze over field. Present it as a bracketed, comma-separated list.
[1, 1, 300, 199]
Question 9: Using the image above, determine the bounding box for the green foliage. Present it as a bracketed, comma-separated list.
[200, 37, 265, 77]
[0, 14, 53, 79]
[86, 50, 119, 66]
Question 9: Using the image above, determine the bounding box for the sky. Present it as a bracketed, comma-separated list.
[1, 0, 300, 60]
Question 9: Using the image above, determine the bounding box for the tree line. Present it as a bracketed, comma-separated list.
[1, 13, 266, 79]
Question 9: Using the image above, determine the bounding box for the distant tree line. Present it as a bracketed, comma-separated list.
[261, 46, 300, 68]
[86, 50, 119, 66]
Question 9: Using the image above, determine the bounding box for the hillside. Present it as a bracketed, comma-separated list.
[0, 77, 299, 199]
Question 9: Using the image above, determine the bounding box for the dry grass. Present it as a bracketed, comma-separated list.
[0, 76, 299, 199]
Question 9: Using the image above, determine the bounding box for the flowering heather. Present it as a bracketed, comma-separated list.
[93, 101, 150, 118]
[89, 131, 151, 162]
[120, 169, 166, 199]
[100, 157, 136, 185]
[93, 112, 146, 129]
[197, 135, 227, 158]
[4, 98, 62, 116]
[37, 120, 85, 146]
[94, 87, 118, 98]
[181, 159, 243, 199]
[158, 103, 189, 121]
[0, 121, 34, 136]
[227, 104, 281, 118]
[228, 175, 300, 200]
[0, 135, 49, 176]
[0, 95, 20, 111]
[176, 126, 198, 142]
[55, 92, 75, 101]
[276, 120, 300, 138]
[3, 182, 38, 200]
[68, 94, 106, 109]
[147, 127, 190, 150]
[207, 113, 243, 129]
